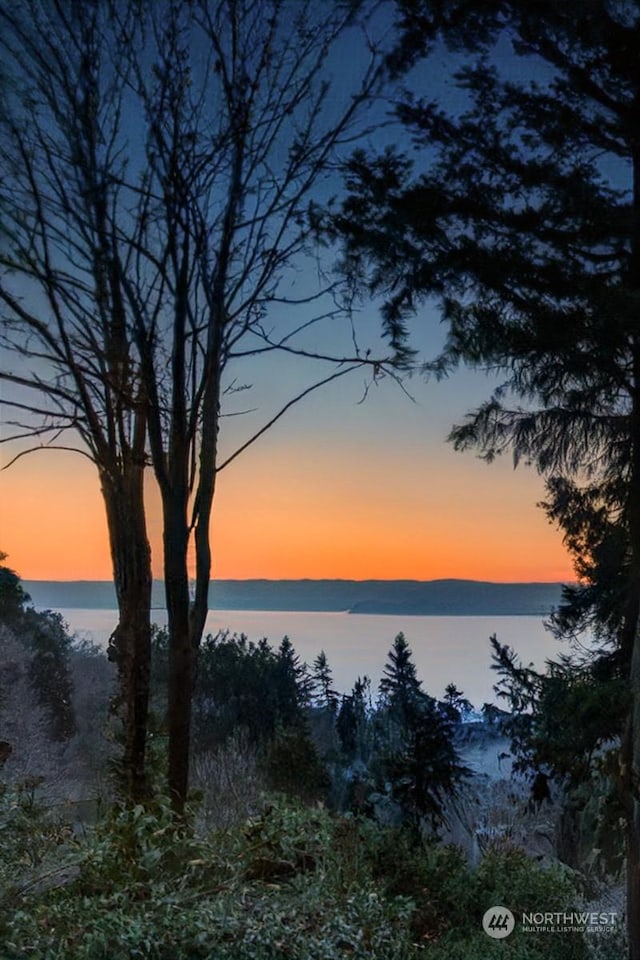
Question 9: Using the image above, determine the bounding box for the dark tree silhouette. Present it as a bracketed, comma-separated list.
[0, 0, 408, 813]
[377, 633, 466, 827]
[0, 553, 30, 628]
[337, 675, 371, 761]
[312, 650, 339, 713]
[337, 3, 640, 951]
[378, 633, 422, 718]
[0, 556, 75, 741]
[0, 0, 155, 800]
[123, 0, 407, 813]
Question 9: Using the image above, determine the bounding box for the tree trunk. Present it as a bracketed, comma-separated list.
[102, 462, 152, 803]
[626, 144, 640, 960]
[163, 496, 193, 815]
[163, 351, 221, 816]
[627, 379, 640, 959]
[629, 642, 640, 959]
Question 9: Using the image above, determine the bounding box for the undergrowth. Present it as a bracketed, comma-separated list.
[0, 789, 620, 960]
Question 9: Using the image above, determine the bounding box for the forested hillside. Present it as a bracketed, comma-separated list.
[24, 578, 564, 615]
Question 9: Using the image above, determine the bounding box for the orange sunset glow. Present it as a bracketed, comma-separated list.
[0, 406, 574, 584]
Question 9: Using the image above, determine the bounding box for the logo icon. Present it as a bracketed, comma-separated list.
[483, 906, 515, 939]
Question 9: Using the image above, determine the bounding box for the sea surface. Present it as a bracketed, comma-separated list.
[54, 608, 580, 710]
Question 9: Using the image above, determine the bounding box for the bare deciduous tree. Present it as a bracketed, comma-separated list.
[0, 0, 409, 813]
[0, 0, 153, 801]
[127, 0, 410, 812]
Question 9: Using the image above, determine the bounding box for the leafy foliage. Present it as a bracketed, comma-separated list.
[0, 556, 75, 741]
[0, 565, 611, 957]
[0, 554, 31, 627]
[0, 794, 591, 960]
[489, 633, 627, 876]
[0, 778, 74, 910]
[490, 635, 626, 786]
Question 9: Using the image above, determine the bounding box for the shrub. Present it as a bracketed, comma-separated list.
[0, 796, 594, 959]
[1, 800, 416, 959]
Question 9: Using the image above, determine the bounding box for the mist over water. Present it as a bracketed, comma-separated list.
[56, 608, 569, 710]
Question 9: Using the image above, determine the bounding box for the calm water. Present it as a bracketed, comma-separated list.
[55, 608, 572, 710]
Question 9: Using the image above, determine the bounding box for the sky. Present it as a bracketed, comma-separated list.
[0, 8, 575, 585]
[0, 354, 574, 583]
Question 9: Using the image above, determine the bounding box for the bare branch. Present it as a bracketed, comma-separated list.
[215, 363, 363, 474]
[2, 444, 95, 470]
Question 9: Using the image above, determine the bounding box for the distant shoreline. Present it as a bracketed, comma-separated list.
[25, 577, 566, 617]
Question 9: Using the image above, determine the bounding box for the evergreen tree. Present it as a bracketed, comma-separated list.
[543, 476, 630, 650]
[486, 477, 631, 862]
[337, 676, 371, 760]
[0, 553, 30, 627]
[311, 651, 339, 713]
[0, 556, 75, 740]
[376, 634, 467, 828]
[182, 632, 311, 749]
[441, 683, 473, 725]
[489, 633, 627, 790]
[266, 637, 327, 801]
[23, 609, 75, 741]
[337, 5, 640, 951]
[380, 694, 468, 830]
[275, 637, 314, 724]
[378, 633, 422, 720]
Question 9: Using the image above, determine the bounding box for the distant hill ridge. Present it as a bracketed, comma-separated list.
[24, 578, 565, 616]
